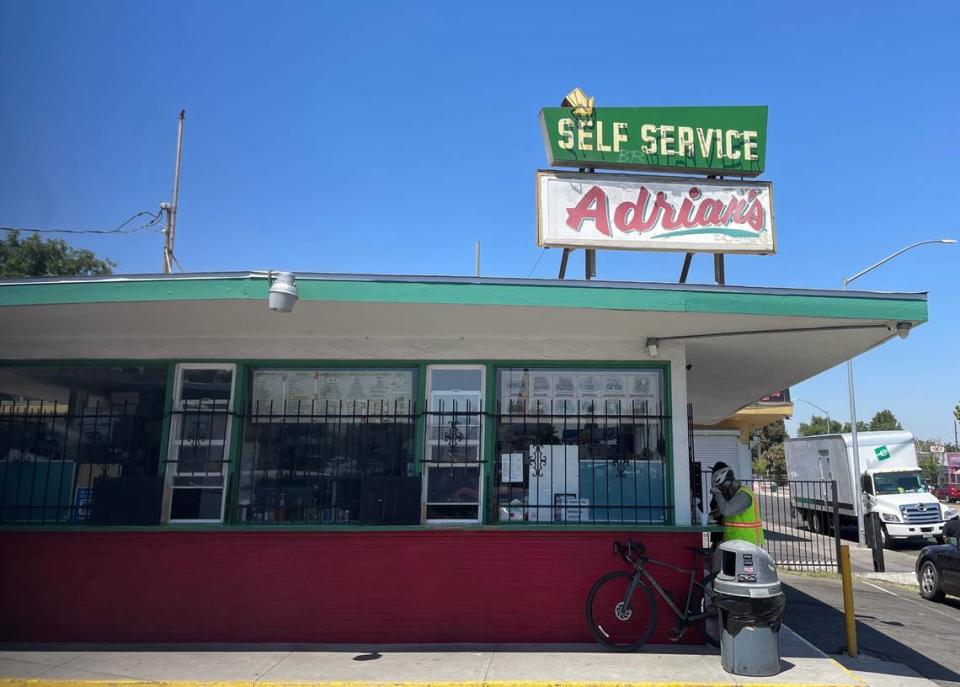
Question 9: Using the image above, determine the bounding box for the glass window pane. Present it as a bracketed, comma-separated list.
[426, 504, 479, 520]
[174, 444, 226, 474]
[238, 368, 417, 525]
[175, 412, 228, 442]
[494, 367, 669, 525]
[426, 466, 480, 503]
[0, 366, 167, 525]
[170, 488, 223, 520]
[429, 369, 481, 393]
[180, 369, 233, 402]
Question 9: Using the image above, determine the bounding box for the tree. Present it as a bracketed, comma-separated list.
[841, 420, 869, 433]
[868, 409, 902, 431]
[754, 442, 786, 480]
[0, 230, 115, 277]
[751, 420, 787, 479]
[797, 414, 843, 436]
[918, 455, 940, 487]
[954, 402, 960, 423]
[756, 419, 786, 456]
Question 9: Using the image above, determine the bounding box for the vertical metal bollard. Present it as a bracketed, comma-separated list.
[839, 545, 857, 657]
[867, 513, 886, 573]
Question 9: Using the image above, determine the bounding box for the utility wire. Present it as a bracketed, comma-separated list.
[527, 247, 548, 277]
[1, 209, 164, 236]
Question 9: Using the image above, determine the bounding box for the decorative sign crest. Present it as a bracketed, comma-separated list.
[562, 87, 595, 126]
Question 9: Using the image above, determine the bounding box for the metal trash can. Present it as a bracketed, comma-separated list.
[714, 540, 785, 677]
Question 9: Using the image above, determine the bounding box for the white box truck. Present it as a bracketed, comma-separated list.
[784, 430, 957, 548]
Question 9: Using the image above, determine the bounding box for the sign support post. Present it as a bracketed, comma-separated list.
[714, 254, 725, 286]
[678, 253, 694, 283]
[558, 248, 571, 279]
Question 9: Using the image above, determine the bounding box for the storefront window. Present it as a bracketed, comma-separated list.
[423, 366, 484, 523]
[0, 365, 168, 524]
[164, 365, 235, 523]
[237, 368, 418, 525]
[494, 367, 670, 524]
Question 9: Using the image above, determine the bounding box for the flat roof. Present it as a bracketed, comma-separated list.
[0, 271, 929, 322]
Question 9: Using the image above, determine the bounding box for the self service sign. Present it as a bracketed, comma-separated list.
[537, 171, 776, 254]
[539, 106, 768, 176]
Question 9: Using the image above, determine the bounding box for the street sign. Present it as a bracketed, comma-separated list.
[537, 171, 775, 254]
[930, 444, 945, 454]
[539, 105, 768, 176]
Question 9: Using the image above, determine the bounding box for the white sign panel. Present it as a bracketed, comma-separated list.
[537, 171, 775, 254]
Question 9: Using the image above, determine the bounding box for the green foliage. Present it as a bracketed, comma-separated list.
[868, 409, 902, 431]
[751, 420, 787, 479]
[0, 230, 115, 277]
[841, 420, 869, 433]
[797, 414, 843, 436]
[918, 455, 940, 487]
[754, 443, 786, 480]
[756, 419, 786, 455]
[954, 403, 960, 423]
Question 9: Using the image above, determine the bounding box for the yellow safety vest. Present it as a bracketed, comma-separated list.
[723, 485, 765, 546]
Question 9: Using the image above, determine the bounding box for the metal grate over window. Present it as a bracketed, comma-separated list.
[493, 368, 672, 525]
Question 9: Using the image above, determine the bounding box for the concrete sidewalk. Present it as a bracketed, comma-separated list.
[0, 627, 870, 687]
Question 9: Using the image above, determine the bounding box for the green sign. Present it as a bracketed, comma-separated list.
[539, 106, 768, 177]
[875, 445, 891, 461]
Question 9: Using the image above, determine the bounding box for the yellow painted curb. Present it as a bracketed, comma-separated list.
[0, 680, 866, 687]
[827, 659, 869, 687]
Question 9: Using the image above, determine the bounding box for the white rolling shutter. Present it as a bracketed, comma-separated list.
[693, 430, 743, 474]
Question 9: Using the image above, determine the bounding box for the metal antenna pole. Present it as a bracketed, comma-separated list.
[164, 110, 186, 274]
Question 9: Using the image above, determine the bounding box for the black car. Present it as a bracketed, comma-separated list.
[916, 543, 960, 602]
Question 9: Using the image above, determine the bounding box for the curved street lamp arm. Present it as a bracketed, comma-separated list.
[843, 239, 956, 287]
[796, 398, 830, 417]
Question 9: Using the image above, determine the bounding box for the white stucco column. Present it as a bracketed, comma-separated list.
[665, 342, 691, 525]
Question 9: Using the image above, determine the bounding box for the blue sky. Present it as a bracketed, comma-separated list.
[1, 1, 958, 441]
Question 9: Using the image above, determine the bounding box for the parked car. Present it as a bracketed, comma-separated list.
[916, 543, 960, 602]
[935, 482, 960, 503]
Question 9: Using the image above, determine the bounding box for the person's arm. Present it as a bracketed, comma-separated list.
[711, 488, 752, 518]
[945, 518, 960, 541]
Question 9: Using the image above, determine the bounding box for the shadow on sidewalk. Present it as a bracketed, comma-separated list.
[781, 580, 960, 685]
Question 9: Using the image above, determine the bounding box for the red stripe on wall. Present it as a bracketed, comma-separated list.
[0, 530, 702, 644]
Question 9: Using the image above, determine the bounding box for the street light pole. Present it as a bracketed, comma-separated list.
[842, 238, 956, 546]
[796, 398, 833, 433]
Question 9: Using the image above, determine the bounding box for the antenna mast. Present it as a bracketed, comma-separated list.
[163, 110, 186, 273]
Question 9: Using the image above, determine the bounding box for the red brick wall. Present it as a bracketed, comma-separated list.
[0, 530, 702, 644]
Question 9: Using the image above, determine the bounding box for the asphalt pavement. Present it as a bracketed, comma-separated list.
[781, 571, 960, 687]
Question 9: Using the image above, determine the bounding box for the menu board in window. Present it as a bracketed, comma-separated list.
[500, 369, 660, 418]
[251, 369, 414, 421]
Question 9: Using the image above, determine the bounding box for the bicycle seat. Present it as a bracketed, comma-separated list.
[688, 546, 713, 556]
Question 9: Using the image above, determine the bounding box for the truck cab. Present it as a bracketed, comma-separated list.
[862, 467, 947, 547]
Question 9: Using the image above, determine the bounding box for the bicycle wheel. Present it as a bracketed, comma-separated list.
[586, 571, 658, 651]
[686, 585, 721, 647]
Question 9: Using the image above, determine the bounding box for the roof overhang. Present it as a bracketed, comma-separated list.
[0, 273, 927, 425]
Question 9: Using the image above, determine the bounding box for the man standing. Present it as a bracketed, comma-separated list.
[710, 461, 765, 546]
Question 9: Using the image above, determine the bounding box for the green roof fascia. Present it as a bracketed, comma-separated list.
[0, 276, 928, 323]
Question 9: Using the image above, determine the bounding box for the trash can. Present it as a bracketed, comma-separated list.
[714, 540, 785, 677]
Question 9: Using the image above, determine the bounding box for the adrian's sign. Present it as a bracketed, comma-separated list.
[540, 106, 767, 176]
[537, 171, 776, 254]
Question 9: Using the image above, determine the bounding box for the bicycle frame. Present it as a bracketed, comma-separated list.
[622, 552, 716, 625]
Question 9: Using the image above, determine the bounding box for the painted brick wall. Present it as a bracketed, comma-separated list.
[0, 530, 702, 644]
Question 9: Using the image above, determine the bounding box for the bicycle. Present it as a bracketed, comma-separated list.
[585, 539, 721, 651]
